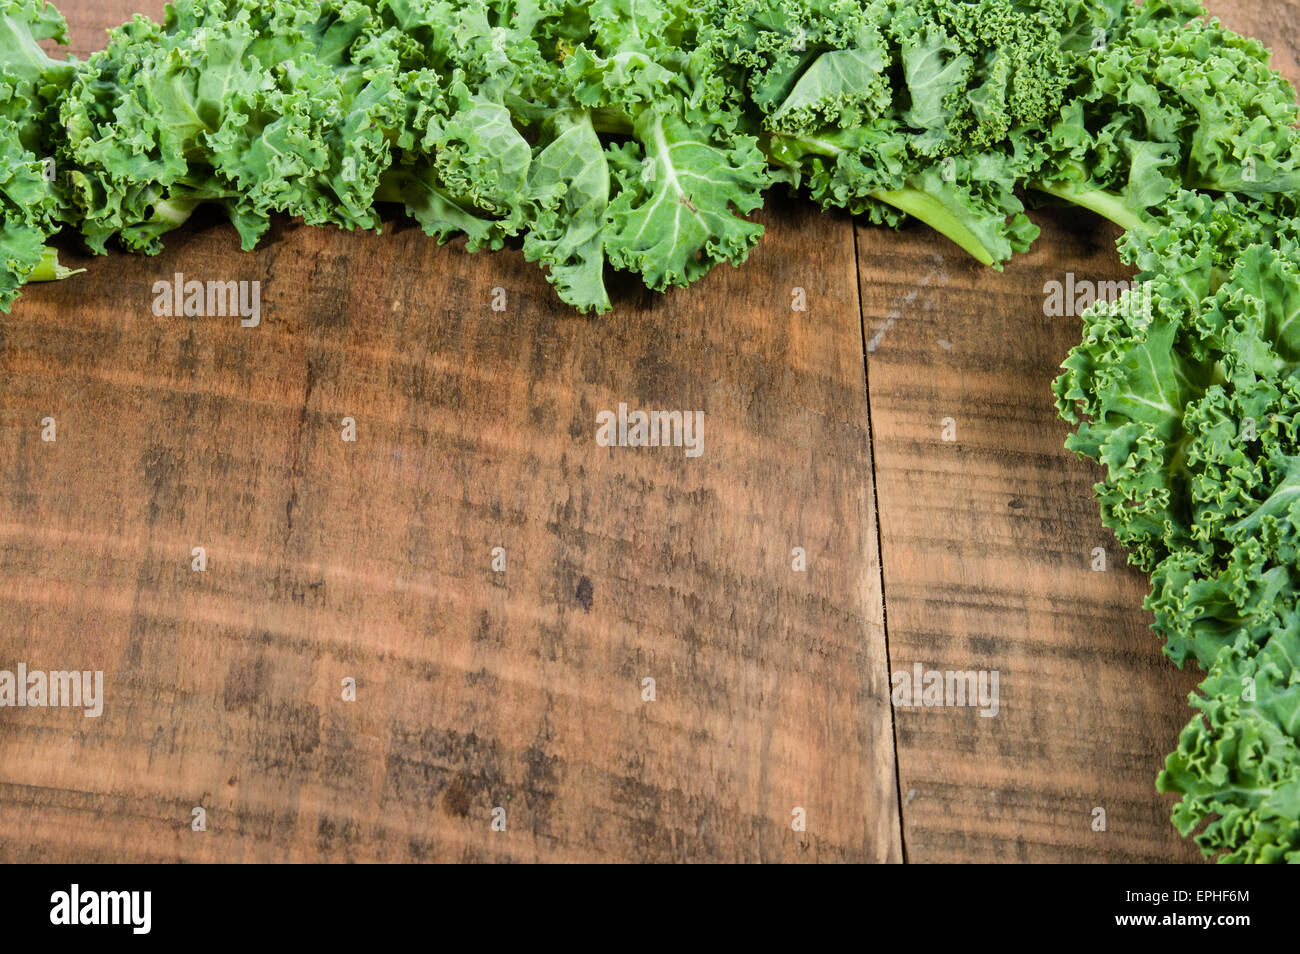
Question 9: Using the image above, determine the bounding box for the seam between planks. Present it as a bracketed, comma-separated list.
[851, 218, 908, 864]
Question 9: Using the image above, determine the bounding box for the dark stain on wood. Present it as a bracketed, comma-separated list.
[575, 575, 594, 612]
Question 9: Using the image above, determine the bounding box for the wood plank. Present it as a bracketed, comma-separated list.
[0, 1, 898, 863]
[858, 0, 1300, 863]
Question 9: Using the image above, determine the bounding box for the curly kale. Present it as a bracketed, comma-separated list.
[0, 0, 79, 311]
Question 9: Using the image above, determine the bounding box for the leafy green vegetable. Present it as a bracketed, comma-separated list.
[0, 0, 79, 312]
[1159, 618, 1300, 863]
[4, 0, 1300, 862]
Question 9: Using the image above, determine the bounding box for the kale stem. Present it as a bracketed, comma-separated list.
[152, 196, 201, 229]
[1031, 179, 1147, 234]
[27, 246, 85, 283]
[869, 186, 996, 266]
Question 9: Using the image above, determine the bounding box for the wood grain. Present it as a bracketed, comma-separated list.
[858, 0, 1300, 863]
[1, 0, 898, 863]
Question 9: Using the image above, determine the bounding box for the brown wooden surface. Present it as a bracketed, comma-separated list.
[859, 0, 1300, 863]
[0, 0, 1293, 863]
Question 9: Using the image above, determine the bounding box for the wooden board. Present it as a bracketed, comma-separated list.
[859, 0, 1300, 863]
[0, 0, 898, 863]
[0, 0, 1293, 864]
[858, 212, 1207, 862]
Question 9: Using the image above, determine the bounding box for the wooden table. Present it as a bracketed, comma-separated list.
[2, 0, 1296, 863]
